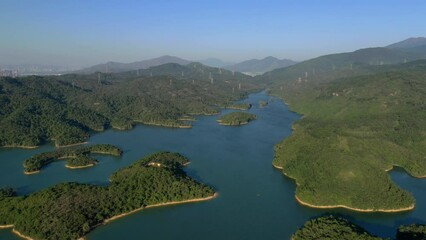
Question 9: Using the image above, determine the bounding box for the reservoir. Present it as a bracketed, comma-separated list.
[0, 91, 425, 239]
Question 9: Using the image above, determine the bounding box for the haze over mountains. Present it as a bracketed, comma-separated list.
[74, 55, 298, 75]
[261, 37, 426, 85]
[386, 37, 426, 49]
[75, 55, 191, 74]
[222, 56, 297, 75]
[6, 37, 424, 77]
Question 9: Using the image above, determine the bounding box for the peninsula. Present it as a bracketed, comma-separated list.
[23, 144, 123, 174]
[271, 60, 426, 212]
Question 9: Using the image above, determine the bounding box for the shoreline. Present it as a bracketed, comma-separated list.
[56, 142, 88, 148]
[272, 163, 283, 170]
[294, 195, 415, 213]
[225, 107, 250, 111]
[112, 126, 133, 131]
[1, 145, 38, 149]
[178, 118, 196, 121]
[105, 192, 218, 223]
[24, 170, 40, 175]
[217, 121, 249, 126]
[1, 193, 218, 240]
[0, 225, 34, 240]
[0, 225, 14, 229]
[385, 165, 426, 179]
[12, 229, 34, 240]
[65, 163, 96, 169]
[272, 163, 299, 185]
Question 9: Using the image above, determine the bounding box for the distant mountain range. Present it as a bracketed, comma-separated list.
[223, 56, 297, 75]
[75, 56, 297, 75]
[386, 37, 426, 49]
[261, 37, 426, 85]
[198, 58, 235, 68]
[75, 55, 191, 74]
[73, 37, 426, 77]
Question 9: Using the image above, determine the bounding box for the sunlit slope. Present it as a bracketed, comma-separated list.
[0, 62, 259, 147]
[271, 60, 426, 211]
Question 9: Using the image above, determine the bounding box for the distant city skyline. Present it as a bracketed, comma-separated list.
[1, 0, 425, 67]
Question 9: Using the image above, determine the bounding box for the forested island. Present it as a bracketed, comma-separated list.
[0, 152, 216, 240]
[292, 215, 426, 240]
[23, 144, 123, 174]
[217, 112, 257, 126]
[271, 60, 426, 211]
[0, 62, 259, 148]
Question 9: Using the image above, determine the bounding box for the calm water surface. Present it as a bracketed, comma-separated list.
[0, 91, 425, 239]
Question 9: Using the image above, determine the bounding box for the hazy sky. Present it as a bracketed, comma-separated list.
[1, 0, 425, 67]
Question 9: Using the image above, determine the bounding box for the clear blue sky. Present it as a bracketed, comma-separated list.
[1, 0, 425, 67]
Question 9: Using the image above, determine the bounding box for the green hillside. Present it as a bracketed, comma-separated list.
[292, 216, 381, 240]
[271, 60, 426, 211]
[0, 63, 259, 147]
[260, 47, 426, 88]
[293, 215, 426, 240]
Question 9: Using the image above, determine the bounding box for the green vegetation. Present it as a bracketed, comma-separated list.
[259, 100, 268, 108]
[271, 60, 426, 211]
[397, 224, 426, 240]
[292, 216, 382, 240]
[0, 187, 16, 198]
[260, 47, 426, 88]
[217, 112, 257, 126]
[0, 152, 215, 240]
[23, 144, 122, 173]
[66, 156, 98, 168]
[0, 62, 259, 147]
[293, 215, 426, 240]
[225, 102, 252, 110]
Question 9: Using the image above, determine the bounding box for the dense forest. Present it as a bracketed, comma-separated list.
[0, 152, 215, 240]
[397, 224, 426, 240]
[0, 62, 260, 147]
[292, 216, 381, 240]
[293, 215, 426, 240]
[217, 112, 257, 126]
[271, 60, 426, 210]
[23, 144, 122, 173]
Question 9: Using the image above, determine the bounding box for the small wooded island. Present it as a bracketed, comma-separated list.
[259, 100, 268, 108]
[0, 152, 216, 240]
[23, 144, 123, 174]
[292, 215, 426, 240]
[217, 112, 257, 126]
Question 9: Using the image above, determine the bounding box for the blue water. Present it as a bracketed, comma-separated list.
[0, 91, 424, 239]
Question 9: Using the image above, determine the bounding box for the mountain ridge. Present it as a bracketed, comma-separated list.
[75, 55, 191, 74]
[386, 37, 426, 49]
[223, 56, 296, 74]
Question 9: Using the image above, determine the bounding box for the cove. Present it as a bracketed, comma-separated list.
[0, 91, 425, 240]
